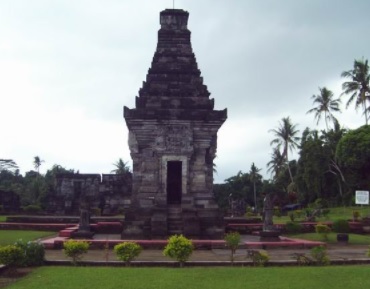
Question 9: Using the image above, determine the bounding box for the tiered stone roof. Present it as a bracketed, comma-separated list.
[124, 9, 227, 121]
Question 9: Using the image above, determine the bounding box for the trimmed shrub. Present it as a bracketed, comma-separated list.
[315, 223, 331, 241]
[352, 210, 360, 221]
[63, 240, 89, 265]
[114, 242, 142, 266]
[293, 253, 312, 266]
[14, 239, 45, 266]
[90, 207, 101, 216]
[332, 219, 350, 233]
[311, 246, 330, 265]
[0, 245, 23, 271]
[224, 231, 241, 263]
[294, 210, 303, 219]
[163, 235, 193, 267]
[273, 206, 281, 217]
[245, 211, 254, 217]
[23, 205, 42, 214]
[247, 249, 269, 267]
[285, 221, 302, 234]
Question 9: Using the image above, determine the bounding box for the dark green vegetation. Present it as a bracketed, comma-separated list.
[0, 230, 54, 246]
[4, 266, 370, 289]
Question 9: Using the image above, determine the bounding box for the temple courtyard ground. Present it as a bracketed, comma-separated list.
[42, 234, 370, 265]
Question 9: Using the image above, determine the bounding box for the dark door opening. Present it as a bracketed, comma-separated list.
[167, 161, 182, 204]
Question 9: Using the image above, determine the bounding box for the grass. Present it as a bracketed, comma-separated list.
[0, 216, 7, 222]
[0, 230, 55, 246]
[274, 206, 370, 223]
[289, 232, 370, 245]
[4, 266, 370, 289]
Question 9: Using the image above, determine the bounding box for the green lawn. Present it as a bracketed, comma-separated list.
[0, 230, 55, 246]
[4, 266, 370, 289]
[0, 216, 7, 222]
[289, 232, 370, 245]
[274, 206, 370, 223]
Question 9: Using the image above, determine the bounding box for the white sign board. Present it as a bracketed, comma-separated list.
[355, 191, 369, 205]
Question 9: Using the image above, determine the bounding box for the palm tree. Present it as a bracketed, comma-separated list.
[341, 58, 370, 125]
[269, 117, 300, 183]
[33, 156, 44, 174]
[266, 147, 285, 180]
[307, 87, 341, 130]
[111, 158, 130, 174]
[249, 163, 262, 211]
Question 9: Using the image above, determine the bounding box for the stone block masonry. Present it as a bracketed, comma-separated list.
[122, 9, 227, 239]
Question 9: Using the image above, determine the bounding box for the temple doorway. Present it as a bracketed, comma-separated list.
[167, 161, 182, 204]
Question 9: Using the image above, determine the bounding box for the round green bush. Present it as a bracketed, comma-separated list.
[23, 205, 42, 214]
[63, 240, 89, 265]
[163, 235, 193, 266]
[0, 245, 23, 269]
[285, 221, 302, 234]
[114, 242, 142, 265]
[14, 239, 45, 266]
[332, 219, 350, 233]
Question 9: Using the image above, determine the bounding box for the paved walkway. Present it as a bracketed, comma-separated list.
[45, 243, 370, 263]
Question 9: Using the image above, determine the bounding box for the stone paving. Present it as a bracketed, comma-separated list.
[44, 237, 370, 263]
[45, 246, 369, 263]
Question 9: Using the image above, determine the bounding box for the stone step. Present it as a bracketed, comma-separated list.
[167, 222, 184, 228]
[168, 229, 183, 235]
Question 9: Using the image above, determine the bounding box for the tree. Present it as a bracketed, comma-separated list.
[33, 156, 44, 174]
[295, 128, 327, 202]
[341, 58, 370, 125]
[224, 171, 252, 215]
[336, 125, 370, 196]
[307, 87, 341, 130]
[0, 159, 18, 172]
[111, 158, 130, 174]
[266, 147, 285, 180]
[269, 117, 300, 183]
[249, 163, 262, 211]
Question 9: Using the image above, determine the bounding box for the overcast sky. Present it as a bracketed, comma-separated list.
[1, 0, 369, 183]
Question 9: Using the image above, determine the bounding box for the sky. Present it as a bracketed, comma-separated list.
[1, 0, 369, 183]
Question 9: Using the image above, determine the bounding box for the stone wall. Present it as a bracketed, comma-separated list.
[49, 173, 132, 216]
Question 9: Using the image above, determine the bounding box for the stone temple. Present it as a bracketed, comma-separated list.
[122, 9, 227, 239]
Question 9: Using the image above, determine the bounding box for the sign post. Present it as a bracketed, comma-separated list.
[355, 191, 369, 205]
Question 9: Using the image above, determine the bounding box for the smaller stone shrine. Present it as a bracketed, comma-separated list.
[122, 9, 227, 239]
[50, 173, 132, 216]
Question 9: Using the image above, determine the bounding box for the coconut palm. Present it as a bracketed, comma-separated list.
[269, 117, 300, 183]
[111, 158, 130, 174]
[341, 58, 370, 125]
[249, 163, 262, 211]
[33, 156, 44, 174]
[307, 87, 341, 130]
[266, 147, 285, 180]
